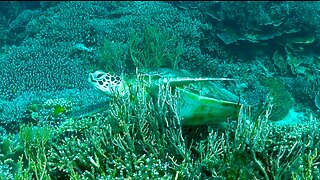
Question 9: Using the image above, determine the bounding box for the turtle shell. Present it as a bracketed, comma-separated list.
[141, 68, 243, 125]
[141, 68, 242, 104]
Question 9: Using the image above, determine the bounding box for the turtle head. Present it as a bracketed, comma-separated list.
[88, 70, 127, 97]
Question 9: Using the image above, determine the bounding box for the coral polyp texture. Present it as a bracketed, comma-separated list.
[0, 1, 319, 179]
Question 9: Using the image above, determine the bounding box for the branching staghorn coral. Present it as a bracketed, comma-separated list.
[44, 73, 189, 179]
[15, 124, 52, 180]
[5, 71, 319, 179]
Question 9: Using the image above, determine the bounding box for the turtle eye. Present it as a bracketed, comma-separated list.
[96, 74, 104, 78]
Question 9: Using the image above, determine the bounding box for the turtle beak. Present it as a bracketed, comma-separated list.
[88, 72, 105, 93]
[88, 73, 97, 88]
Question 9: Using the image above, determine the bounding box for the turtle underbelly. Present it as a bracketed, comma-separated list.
[177, 88, 241, 126]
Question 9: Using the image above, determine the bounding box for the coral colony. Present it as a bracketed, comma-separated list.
[0, 2, 319, 179]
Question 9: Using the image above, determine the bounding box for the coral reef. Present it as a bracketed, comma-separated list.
[261, 76, 295, 121]
[1, 83, 319, 179]
[0, 1, 319, 179]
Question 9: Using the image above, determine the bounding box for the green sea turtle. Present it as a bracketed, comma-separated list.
[88, 68, 244, 126]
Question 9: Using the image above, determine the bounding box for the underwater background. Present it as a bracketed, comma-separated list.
[0, 1, 319, 179]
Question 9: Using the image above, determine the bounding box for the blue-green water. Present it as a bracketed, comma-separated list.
[0, 1, 319, 179]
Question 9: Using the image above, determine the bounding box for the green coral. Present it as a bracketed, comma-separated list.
[0, 129, 23, 179]
[95, 25, 184, 74]
[261, 76, 295, 121]
[3, 92, 320, 179]
[45, 77, 188, 179]
[129, 25, 184, 71]
[15, 124, 52, 180]
[1, 73, 318, 179]
[98, 40, 128, 74]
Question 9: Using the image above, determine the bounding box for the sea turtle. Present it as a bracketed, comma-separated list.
[88, 68, 244, 126]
